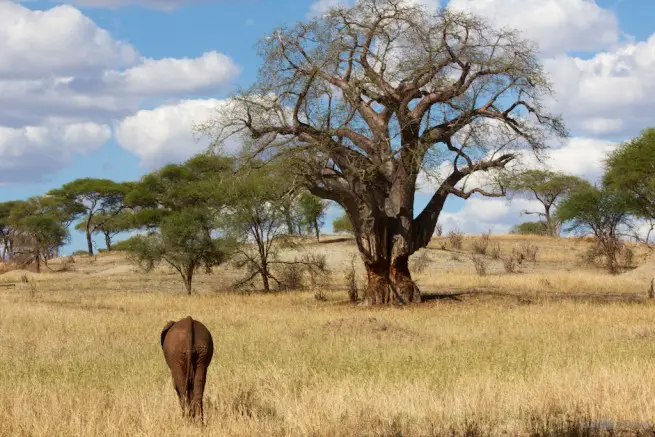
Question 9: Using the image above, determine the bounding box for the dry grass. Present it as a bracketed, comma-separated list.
[0, 235, 654, 436]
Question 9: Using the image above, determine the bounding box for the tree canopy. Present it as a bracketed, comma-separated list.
[503, 170, 589, 236]
[200, 0, 566, 304]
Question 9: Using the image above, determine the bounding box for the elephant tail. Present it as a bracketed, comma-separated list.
[184, 316, 195, 406]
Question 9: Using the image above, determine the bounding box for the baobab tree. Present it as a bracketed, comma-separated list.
[201, 0, 566, 304]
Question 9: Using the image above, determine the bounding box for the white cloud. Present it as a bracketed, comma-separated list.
[0, 2, 138, 79]
[0, 122, 111, 183]
[543, 35, 655, 137]
[30, 0, 226, 11]
[438, 197, 542, 234]
[114, 99, 229, 169]
[447, 0, 620, 56]
[97, 51, 240, 95]
[307, 0, 438, 18]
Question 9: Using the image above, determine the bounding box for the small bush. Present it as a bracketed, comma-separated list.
[434, 223, 443, 237]
[345, 254, 358, 302]
[472, 231, 491, 255]
[278, 263, 304, 291]
[520, 242, 539, 263]
[448, 229, 464, 250]
[72, 250, 89, 257]
[503, 256, 517, 273]
[511, 248, 525, 265]
[489, 242, 501, 259]
[471, 255, 487, 276]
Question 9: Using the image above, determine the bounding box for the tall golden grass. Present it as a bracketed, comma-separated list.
[0, 235, 654, 436]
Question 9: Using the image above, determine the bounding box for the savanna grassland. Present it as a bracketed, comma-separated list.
[1, 235, 655, 436]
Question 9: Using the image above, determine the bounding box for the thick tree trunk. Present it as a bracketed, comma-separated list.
[390, 256, 421, 303]
[363, 261, 391, 304]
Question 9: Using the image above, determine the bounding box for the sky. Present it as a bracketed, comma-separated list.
[0, 0, 653, 254]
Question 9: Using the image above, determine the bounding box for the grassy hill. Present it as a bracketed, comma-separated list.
[0, 234, 654, 436]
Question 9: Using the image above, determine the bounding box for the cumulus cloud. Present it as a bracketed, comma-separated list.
[447, 0, 620, 56]
[24, 0, 227, 11]
[437, 197, 543, 235]
[543, 35, 655, 137]
[0, 122, 111, 183]
[93, 51, 240, 96]
[0, 2, 138, 79]
[307, 0, 438, 18]
[114, 99, 231, 169]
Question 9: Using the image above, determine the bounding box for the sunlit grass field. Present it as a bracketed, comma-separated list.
[1, 235, 654, 436]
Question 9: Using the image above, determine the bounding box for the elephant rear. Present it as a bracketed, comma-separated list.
[161, 316, 215, 421]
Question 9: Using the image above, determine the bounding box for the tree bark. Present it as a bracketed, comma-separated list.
[183, 266, 194, 295]
[86, 226, 94, 256]
[313, 220, 320, 242]
[363, 261, 391, 305]
[390, 256, 421, 303]
[104, 232, 112, 251]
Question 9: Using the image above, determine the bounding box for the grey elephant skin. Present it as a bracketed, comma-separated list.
[160, 316, 214, 421]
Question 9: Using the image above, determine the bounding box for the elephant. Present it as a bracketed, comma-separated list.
[160, 316, 214, 421]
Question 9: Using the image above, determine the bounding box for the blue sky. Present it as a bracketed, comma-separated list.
[0, 0, 653, 253]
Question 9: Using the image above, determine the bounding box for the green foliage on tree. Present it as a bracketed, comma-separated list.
[558, 185, 630, 273]
[509, 221, 549, 236]
[332, 214, 353, 235]
[120, 208, 234, 294]
[0, 201, 20, 260]
[297, 192, 329, 241]
[75, 211, 136, 251]
[223, 163, 295, 292]
[122, 154, 236, 293]
[504, 170, 589, 236]
[604, 127, 655, 244]
[48, 178, 133, 255]
[8, 197, 69, 272]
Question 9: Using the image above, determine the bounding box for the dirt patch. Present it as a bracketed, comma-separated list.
[323, 317, 418, 340]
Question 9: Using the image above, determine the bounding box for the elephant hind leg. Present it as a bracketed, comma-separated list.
[190, 363, 209, 422]
[170, 364, 191, 417]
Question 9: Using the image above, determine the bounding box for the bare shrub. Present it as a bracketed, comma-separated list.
[434, 223, 443, 237]
[278, 263, 304, 291]
[450, 253, 461, 262]
[439, 239, 447, 250]
[448, 229, 463, 250]
[345, 253, 359, 302]
[411, 250, 432, 274]
[579, 238, 631, 273]
[471, 255, 487, 276]
[503, 256, 517, 273]
[489, 242, 501, 259]
[520, 243, 539, 263]
[472, 231, 491, 255]
[511, 248, 525, 265]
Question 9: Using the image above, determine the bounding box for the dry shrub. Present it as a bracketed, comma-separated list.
[278, 263, 304, 291]
[434, 223, 443, 237]
[0, 262, 19, 275]
[277, 252, 329, 293]
[345, 253, 359, 302]
[489, 242, 502, 259]
[503, 255, 517, 273]
[451, 253, 461, 262]
[512, 248, 526, 265]
[520, 242, 539, 263]
[411, 250, 432, 274]
[471, 255, 487, 276]
[472, 231, 491, 255]
[579, 238, 633, 274]
[448, 229, 464, 250]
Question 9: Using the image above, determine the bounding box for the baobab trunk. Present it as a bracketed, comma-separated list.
[357, 222, 421, 305]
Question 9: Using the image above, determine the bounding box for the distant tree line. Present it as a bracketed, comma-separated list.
[0, 155, 328, 293]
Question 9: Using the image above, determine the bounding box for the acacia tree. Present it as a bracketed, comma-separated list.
[76, 211, 136, 251]
[297, 192, 329, 241]
[503, 170, 589, 236]
[48, 179, 133, 256]
[202, 0, 566, 304]
[8, 198, 69, 272]
[604, 127, 655, 245]
[0, 201, 19, 260]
